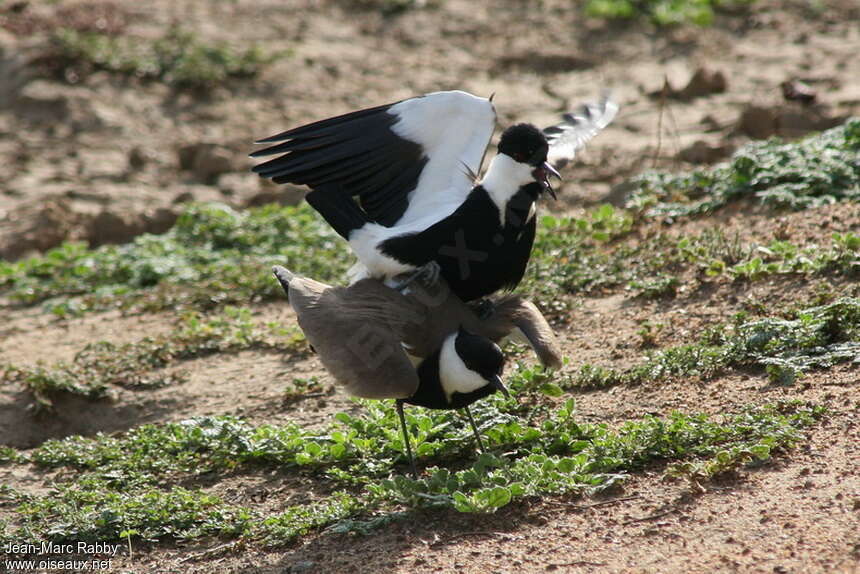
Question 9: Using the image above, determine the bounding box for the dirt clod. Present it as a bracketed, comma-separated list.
[127, 146, 150, 171]
[675, 67, 728, 100]
[738, 102, 845, 139]
[781, 79, 817, 104]
[86, 208, 146, 247]
[738, 105, 779, 139]
[142, 206, 179, 235]
[244, 185, 305, 208]
[178, 143, 238, 184]
[678, 139, 735, 164]
[0, 197, 80, 260]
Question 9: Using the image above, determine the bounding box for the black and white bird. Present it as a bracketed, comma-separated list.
[253, 91, 617, 302]
[272, 264, 561, 476]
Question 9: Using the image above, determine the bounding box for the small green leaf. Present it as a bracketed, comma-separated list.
[539, 383, 564, 397]
[749, 444, 771, 460]
[452, 491, 475, 513]
[476, 486, 511, 510]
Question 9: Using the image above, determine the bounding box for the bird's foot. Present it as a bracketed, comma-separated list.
[470, 298, 496, 320]
[393, 261, 441, 293]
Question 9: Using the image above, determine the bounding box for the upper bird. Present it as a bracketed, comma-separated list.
[252, 90, 617, 301]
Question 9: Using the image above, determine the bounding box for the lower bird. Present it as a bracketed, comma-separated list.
[272, 264, 561, 477]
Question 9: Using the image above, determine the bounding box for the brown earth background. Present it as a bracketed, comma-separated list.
[1, 0, 859, 572]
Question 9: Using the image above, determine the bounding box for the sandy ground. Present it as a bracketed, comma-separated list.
[1, 0, 860, 572]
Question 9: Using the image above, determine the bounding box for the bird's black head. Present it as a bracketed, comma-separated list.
[454, 327, 507, 395]
[497, 123, 559, 198]
[498, 123, 548, 167]
[408, 328, 509, 411]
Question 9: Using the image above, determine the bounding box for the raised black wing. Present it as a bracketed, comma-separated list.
[252, 91, 496, 227]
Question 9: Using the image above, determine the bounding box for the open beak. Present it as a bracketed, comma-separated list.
[490, 374, 510, 399]
[532, 161, 562, 200]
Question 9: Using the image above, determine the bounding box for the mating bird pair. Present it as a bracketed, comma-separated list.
[253, 90, 616, 476]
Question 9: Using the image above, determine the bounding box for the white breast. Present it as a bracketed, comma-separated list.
[479, 154, 536, 226]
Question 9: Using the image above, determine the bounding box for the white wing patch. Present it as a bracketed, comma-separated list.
[348, 224, 416, 278]
[545, 93, 618, 168]
[389, 91, 497, 227]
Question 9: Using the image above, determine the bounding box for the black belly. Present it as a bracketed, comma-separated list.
[380, 187, 538, 302]
[434, 220, 535, 301]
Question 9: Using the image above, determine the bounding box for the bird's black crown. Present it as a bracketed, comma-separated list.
[455, 327, 505, 380]
[498, 123, 549, 167]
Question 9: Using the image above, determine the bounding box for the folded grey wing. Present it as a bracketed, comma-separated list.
[276, 271, 330, 305]
[291, 283, 420, 399]
[395, 277, 473, 359]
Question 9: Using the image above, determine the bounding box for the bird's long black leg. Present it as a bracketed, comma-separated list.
[396, 399, 419, 479]
[463, 405, 486, 453]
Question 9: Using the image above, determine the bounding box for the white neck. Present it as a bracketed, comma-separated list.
[479, 154, 536, 226]
[438, 333, 487, 403]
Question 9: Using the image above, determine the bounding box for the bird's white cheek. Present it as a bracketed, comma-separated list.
[438, 335, 487, 403]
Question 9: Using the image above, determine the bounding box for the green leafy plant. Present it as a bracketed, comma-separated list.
[48, 25, 284, 89]
[574, 297, 860, 388]
[0, 399, 823, 547]
[0, 203, 351, 313]
[628, 118, 860, 217]
[1, 306, 304, 409]
[585, 0, 756, 26]
[521, 204, 636, 309]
